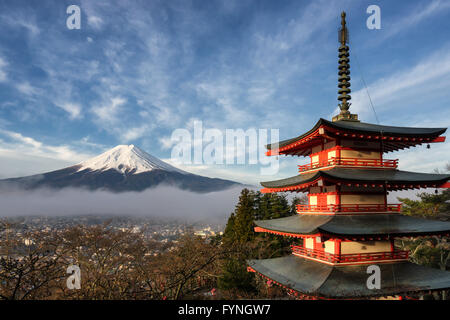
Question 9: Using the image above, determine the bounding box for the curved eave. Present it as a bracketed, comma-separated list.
[254, 214, 450, 238]
[266, 118, 447, 156]
[260, 168, 450, 193]
[322, 214, 450, 237]
[254, 214, 333, 235]
[248, 255, 450, 299]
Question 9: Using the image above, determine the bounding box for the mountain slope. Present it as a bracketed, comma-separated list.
[0, 145, 241, 193]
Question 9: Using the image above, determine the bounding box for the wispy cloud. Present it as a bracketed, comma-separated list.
[348, 46, 450, 121]
[0, 129, 94, 178]
[380, 0, 450, 41]
[87, 15, 104, 30]
[56, 102, 83, 120]
[16, 81, 41, 96]
[0, 57, 8, 82]
[92, 97, 127, 125]
[1, 13, 40, 36]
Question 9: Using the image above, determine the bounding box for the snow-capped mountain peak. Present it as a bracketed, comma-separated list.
[76, 144, 186, 175]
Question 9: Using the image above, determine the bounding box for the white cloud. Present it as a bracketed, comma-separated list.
[56, 102, 82, 120]
[0, 57, 8, 82]
[380, 0, 450, 41]
[1, 14, 40, 36]
[92, 96, 127, 124]
[87, 15, 104, 30]
[122, 125, 150, 142]
[0, 130, 42, 148]
[0, 129, 95, 178]
[16, 82, 40, 96]
[347, 46, 450, 120]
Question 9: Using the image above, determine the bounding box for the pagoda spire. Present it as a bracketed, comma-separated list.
[333, 11, 359, 122]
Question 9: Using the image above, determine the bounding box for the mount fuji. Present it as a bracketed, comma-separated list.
[0, 145, 241, 193]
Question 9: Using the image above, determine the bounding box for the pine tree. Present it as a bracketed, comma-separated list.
[232, 188, 257, 244]
[218, 258, 255, 291]
[398, 189, 450, 219]
[219, 188, 258, 292]
[290, 195, 308, 215]
[222, 212, 235, 246]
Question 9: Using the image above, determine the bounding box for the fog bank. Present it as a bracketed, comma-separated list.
[0, 185, 246, 220]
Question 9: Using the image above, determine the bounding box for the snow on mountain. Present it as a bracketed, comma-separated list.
[76, 144, 187, 175]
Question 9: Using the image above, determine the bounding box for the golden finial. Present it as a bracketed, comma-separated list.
[333, 11, 359, 122]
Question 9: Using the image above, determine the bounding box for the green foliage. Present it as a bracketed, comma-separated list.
[218, 258, 255, 291]
[398, 237, 450, 271]
[233, 189, 257, 243]
[397, 184, 450, 274]
[219, 188, 300, 294]
[290, 195, 308, 215]
[398, 189, 450, 218]
[255, 193, 291, 220]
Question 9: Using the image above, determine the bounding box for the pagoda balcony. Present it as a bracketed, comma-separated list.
[298, 157, 398, 172]
[296, 203, 402, 213]
[291, 245, 409, 264]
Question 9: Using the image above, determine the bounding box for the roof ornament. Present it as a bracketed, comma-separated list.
[333, 11, 359, 122]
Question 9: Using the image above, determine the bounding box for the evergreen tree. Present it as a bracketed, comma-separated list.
[218, 258, 255, 291]
[231, 188, 257, 244]
[222, 212, 235, 246]
[290, 195, 308, 215]
[257, 193, 292, 220]
[398, 189, 450, 219]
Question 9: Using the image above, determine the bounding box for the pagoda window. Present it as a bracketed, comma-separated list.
[304, 238, 314, 250]
[311, 154, 319, 164]
[309, 195, 317, 206]
[323, 240, 335, 254]
[326, 194, 337, 205]
[327, 150, 336, 160]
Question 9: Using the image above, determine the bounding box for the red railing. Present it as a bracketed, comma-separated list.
[291, 245, 409, 263]
[298, 157, 398, 172]
[296, 203, 402, 213]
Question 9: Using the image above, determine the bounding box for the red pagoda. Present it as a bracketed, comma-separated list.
[247, 12, 450, 299]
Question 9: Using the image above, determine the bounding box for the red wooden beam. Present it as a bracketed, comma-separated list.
[431, 136, 446, 143]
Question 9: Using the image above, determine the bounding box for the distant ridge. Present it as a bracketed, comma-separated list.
[0, 145, 241, 193]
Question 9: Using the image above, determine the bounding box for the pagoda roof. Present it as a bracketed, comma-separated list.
[247, 255, 450, 298]
[266, 118, 447, 155]
[254, 214, 450, 237]
[260, 167, 450, 192]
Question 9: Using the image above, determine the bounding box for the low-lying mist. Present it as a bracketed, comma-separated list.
[0, 185, 247, 221]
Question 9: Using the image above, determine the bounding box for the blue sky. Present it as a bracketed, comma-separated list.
[0, 0, 449, 185]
